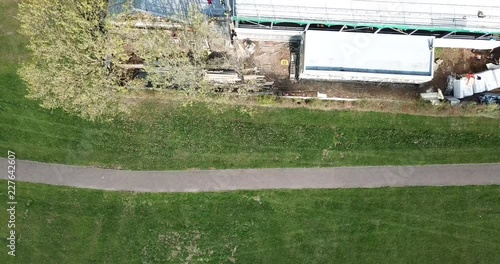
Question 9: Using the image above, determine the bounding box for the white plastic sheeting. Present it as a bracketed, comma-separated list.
[233, 0, 500, 33]
[299, 31, 435, 84]
[232, 28, 500, 48]
[434, 38, 500, 50]
[453, 69, 500, 98]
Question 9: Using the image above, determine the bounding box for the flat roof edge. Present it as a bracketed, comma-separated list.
[299, 72, 433, 84]
[304, 67, 432, 77]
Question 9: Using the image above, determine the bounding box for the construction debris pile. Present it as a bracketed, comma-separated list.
[450, 66, 500, 99]
[421, 48, 500, 106]
[205, 69, 275, 94]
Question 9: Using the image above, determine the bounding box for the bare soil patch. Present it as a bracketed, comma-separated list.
[243, 42, 493, 101]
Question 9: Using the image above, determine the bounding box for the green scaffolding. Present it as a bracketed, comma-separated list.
[234, 16, 500, 35]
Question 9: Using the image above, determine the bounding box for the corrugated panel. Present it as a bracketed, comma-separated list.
[108, 0, 226, 20]
[234, 0, 500, 33]
[132, 0, 197, 19]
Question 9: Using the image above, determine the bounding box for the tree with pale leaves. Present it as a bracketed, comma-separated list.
[18, 0, 126, 121]
[18, 0, 229, 121]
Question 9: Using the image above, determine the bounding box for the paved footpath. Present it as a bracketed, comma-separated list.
[1, 159, 499, 193]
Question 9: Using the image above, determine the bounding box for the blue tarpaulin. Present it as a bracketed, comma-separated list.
[478, 93, 500, 105]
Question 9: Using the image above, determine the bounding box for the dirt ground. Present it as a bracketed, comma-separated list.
[247, 41, 290, 77]
[430, 48, 488, 92]
[244, 42, 493, 101]
[277, 80, 420, 100]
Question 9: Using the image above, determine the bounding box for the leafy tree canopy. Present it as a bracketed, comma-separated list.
[18, 0, 226, 121]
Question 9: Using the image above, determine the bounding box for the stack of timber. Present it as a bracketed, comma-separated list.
[205, 70, 242, 83]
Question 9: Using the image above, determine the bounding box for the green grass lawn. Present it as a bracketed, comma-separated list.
[1, 0, 500, 170]
[2, 86, 500, 169]
[1, 2, 500, 264]
[0, 181, 499, 263]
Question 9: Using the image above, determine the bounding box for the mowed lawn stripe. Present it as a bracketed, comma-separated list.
[2, 83, 500, 169]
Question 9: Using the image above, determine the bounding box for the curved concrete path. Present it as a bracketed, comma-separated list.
[1, 159, 499, 193]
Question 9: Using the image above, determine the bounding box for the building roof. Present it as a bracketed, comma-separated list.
[233, 0, 500, 34]
[300, 30, 435, 84]
[108, 0, 226, 20]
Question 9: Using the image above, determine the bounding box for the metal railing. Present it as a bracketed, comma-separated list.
[233, 0, 500, 32]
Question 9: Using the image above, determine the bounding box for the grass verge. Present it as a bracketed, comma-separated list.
[2, 90, 500, 169]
